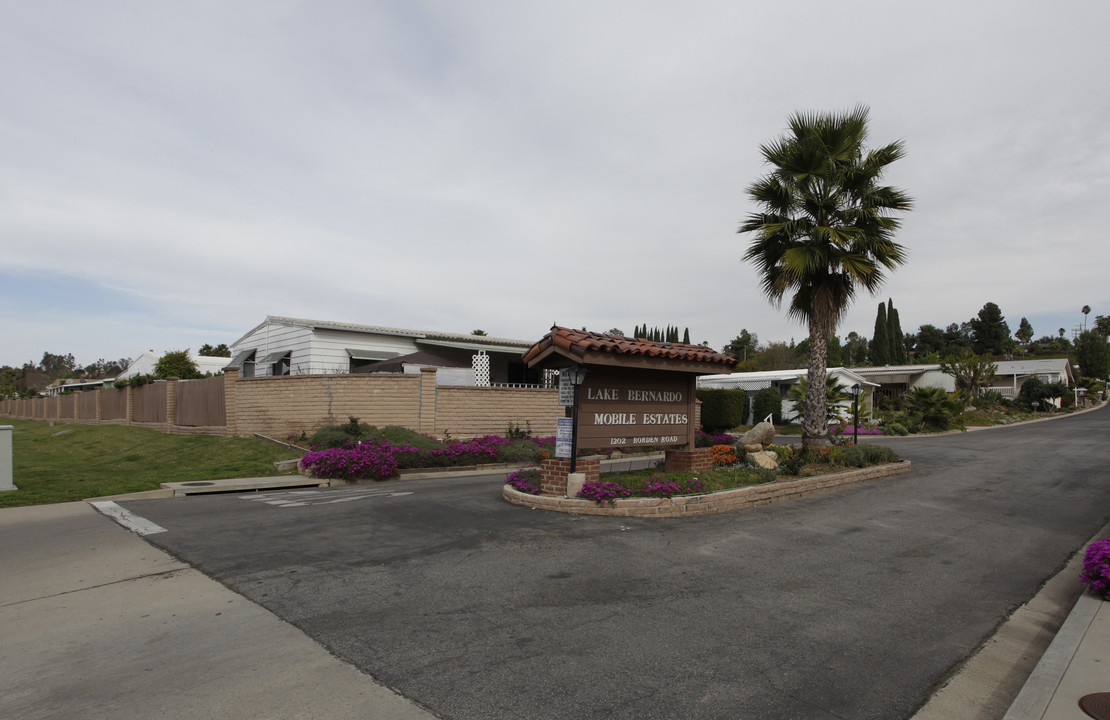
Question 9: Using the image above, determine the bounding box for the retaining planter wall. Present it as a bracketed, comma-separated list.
[503, 461, 912, 517]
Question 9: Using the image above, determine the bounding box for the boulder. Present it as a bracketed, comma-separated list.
[743, 443, 763, 454]
[747, 450, 780, 470]
[739, 421, 776, 448]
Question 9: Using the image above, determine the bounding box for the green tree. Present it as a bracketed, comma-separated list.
[722, 330, 759, 361]
[915, 324, 945, 359]
[1015, 317, 1034, 353]
[888, 301, 906, 363]
[740, 107, 912, 446]
[843, 331, 869, 366]
[154, 350, 202, 379]
[870, 301, 890, 365]
[970, 302, 1011, 355]
[1083, 305, 1092, 331]
[940, 350, 998, 400]
[1094, 315, 1110, 339]
[1075, 330, 1110, 379]
[198, 343, 231, 357]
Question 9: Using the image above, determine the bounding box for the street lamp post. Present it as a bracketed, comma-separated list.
[565, 365, 589, 473]
[850, 384, 862, 445]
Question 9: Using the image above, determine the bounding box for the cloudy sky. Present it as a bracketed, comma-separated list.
[3, 1, 1108, 368]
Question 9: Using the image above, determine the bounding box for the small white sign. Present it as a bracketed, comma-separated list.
[555, 417, 573, 458]
[558, 372, 575, 406]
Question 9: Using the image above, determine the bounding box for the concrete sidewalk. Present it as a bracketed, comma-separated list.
[0, 501, 436, 720]
[1003, 591, 1110, 719]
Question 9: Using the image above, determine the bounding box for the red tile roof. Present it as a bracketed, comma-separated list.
[523, 326, 737, 370]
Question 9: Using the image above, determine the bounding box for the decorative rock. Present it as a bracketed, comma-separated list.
[743, 443, 763, 454]
[739, 421, 776, 448]
[747, 451, 779, 470]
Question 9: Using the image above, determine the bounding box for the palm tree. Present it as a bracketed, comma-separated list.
[1082, 305, 1091, 331]
[786, 375, 851, 425]
[740, 107, 912, 447]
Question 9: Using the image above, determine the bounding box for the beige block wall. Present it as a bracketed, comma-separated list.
[231, 373, 423, 438]
[435, 386, 562, 438]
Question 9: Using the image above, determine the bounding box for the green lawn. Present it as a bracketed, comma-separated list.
[0, 419, 302, 508]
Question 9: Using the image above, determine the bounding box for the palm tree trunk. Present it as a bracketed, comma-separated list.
[802, 316, 830, 448]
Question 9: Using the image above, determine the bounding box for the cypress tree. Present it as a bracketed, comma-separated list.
[683, 327, 691, 344]
[871, 302, 889, 365]
[888, 301, 905, 363]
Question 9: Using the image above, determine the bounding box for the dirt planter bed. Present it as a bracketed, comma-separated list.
[502, 461, 912, 517]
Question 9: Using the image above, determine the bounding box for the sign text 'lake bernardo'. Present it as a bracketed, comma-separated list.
[575, 372, 695, 449]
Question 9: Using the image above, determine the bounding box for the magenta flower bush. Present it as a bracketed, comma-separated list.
[506, 469, 542, 495]
[577, 481, 632, 503]
[301, 433, 523, 481]
[1081, 538, 1110, 599]
[696, 429, 735, 447]
[300, 439, 403, 481]
[835, 424, 885, 436]
[577, 476, 706, 503]
[639, 477, 706, 498]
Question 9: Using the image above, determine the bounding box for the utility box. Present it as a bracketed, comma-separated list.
[0, 426, 14, 492]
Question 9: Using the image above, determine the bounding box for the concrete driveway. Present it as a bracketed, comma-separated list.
[116, 407, 1110, 720]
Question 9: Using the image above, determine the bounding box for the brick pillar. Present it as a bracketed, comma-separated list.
[664, 447, 713, 474]
[540, 456, 602, 496]
[165, 377, 178, 428]
[223, 367, 239, 436]
[418, 367, 438, 435]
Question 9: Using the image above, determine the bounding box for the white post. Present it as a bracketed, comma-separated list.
[0, 426, 14, 492]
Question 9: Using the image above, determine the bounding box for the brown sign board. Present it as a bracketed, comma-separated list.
[575, 366, 695, 450]
[523, 327, 737, 453]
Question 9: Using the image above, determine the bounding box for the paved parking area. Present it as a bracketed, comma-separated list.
[117, 408, 1110, 720]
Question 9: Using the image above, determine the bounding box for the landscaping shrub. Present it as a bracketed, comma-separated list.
[308, 425, 362, 450]
[882, 422, 909, 436]
[577, 481, 632, 503]
[370, 425, 440, 451]
[1080, 538, 1110, 599]
[710, 444, 738, 466]
[506, 469, 541, 495]
[498, 440, 542, 464]
[696, 429, 735, 447]
[696, 389, 748, 432]
[751, 387, 783, 425]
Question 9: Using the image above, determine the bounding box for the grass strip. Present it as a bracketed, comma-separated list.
[1, 419, 301, 508]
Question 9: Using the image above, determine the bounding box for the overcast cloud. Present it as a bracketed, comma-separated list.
[2, 1, 1108, 367]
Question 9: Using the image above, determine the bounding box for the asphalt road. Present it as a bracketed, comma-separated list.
[123, 407, 1110, 720]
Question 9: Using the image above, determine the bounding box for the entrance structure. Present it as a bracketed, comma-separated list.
[523, 326, 736, 496]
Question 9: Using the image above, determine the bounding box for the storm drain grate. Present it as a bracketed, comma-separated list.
[1079, 693, 1110, 720]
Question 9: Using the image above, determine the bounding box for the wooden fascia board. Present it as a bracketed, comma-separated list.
[524, 344, 579, 369]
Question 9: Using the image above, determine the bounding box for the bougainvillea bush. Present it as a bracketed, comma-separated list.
[1080, 538, 1110, 599]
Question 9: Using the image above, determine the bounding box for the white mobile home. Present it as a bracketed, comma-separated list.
[228, 316, 538, 385]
